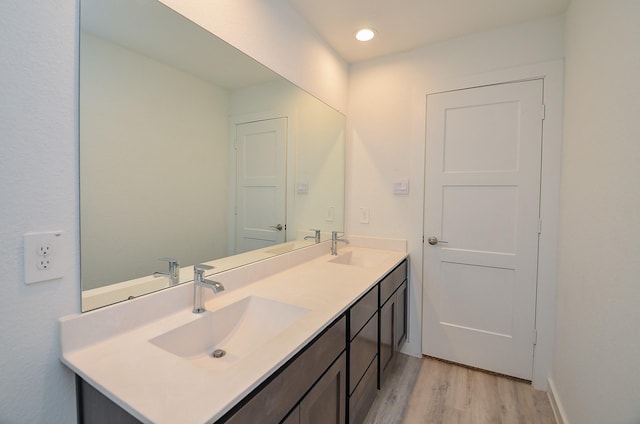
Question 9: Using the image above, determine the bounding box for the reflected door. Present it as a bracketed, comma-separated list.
[235, 118, 287, 253]
[422, 80, 544, 380]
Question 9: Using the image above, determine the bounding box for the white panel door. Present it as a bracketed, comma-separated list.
[422, 80, 544, 380]
[235, 118, 287, 253]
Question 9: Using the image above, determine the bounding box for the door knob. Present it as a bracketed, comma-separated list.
[269, 224, 283, 231]
[427, 236, 448, 245]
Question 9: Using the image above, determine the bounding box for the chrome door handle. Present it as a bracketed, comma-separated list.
[269, 224, 283, 231]
[427, 236, 448, 245]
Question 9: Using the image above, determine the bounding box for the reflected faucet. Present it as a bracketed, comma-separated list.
[304, 229, 321, 243]
[153, 257, 180, 286]
[331, 231, 349, 256]
[193, 264, 225, 314]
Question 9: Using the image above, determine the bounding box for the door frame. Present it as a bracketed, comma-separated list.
[228, 109, 298, 256]
[406, 60, 563, 389]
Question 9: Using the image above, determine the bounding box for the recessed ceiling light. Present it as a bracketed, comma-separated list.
[355, 28, 376, 42]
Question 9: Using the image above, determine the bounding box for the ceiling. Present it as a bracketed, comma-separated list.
[285, 0, 570, 63]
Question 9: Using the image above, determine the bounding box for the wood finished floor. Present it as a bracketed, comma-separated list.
[363, 354, 556, 424]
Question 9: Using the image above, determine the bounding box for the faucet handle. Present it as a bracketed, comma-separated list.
[159, 257, 180, 270]
[195, 263, 214, 271]
[159, 257, 179, 264]
[194, 263, 214, 279]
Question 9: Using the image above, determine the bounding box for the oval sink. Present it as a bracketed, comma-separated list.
[328, 250, 390, 267]
[149, 296, 310, 370]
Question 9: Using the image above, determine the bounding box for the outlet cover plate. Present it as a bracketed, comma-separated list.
[24, 231, 65, 284]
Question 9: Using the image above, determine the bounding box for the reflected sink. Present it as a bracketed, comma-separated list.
[328, 250, 390, 267]
[150, 296, 310, 370]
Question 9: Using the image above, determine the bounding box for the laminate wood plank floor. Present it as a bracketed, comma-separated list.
[364, 354, 556, 424]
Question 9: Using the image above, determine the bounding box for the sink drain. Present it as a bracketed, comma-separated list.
[211, 349, 226, 358]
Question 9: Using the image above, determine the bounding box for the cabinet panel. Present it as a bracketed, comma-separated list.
[379, 264, 408, 387]
[395, 281, 408, 349]
[348, 357, 378, 424]
[379, 295, 395, 385]
[349, 286, 377, 338]
[300, 353, 347, 424]
[78, 377, 141, 424]
[380, 261, 407, 305]
[349, 315, 378, 394]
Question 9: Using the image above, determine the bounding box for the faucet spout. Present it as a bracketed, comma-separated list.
[193, 264, 225, 314]
[330, 231, 349, 256]
[153, 257, 180, 285]
[304, 229, 321, 243]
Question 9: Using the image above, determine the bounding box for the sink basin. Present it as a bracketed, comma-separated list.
[328, 250, 390, 267]
[149, 296, 310, 370]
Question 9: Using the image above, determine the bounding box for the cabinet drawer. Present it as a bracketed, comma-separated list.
[349, 357, 378, 424]
[349, 286, 377, 339]
[380, 260, 407, 305]
[349, 315, 377, 394]
[223, 316, 346, 423]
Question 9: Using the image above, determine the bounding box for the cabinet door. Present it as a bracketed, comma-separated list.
[395, 281, 408, 350]
[379, 296, 395, 383]
[349, 315, 378, 394]
[300, 353, 346, 424]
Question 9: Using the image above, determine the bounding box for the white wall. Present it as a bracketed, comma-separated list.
[159, 0, 349, 114]
[347, 16, 565, 370]
[0, 2, 79, 423]
[551, 1, 640, 423]
[0, 1, 347, 422]
[80, 33, 229, 290]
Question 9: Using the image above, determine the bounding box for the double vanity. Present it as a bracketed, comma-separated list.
[60, 237, 408, 423]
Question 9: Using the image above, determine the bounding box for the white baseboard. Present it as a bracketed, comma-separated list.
[547, 377, 569, 424]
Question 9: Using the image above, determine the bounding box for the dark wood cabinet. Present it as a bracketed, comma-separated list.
[77, 377, 141, 424]
[347, 286, 378, 424]
[378, 261, 408, 387]
[299, 353, 347, 424]
[395, 281, 408, 350]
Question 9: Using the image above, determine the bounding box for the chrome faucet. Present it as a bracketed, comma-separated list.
[330, 231, 349, 256]
[304, 229, 321, 243]
[193, 264, 225, 314]
[153, 257, 180, 286]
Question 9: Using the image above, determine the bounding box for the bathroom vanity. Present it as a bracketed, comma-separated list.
[61, 239, 408, 423]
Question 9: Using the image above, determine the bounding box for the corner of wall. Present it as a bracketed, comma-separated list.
[547, 377, 569, 424]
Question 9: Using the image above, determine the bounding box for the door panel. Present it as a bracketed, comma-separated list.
[422, 80, 543, 380]
[235, 118, 287, 253]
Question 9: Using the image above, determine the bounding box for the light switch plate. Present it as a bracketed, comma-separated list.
[359, 207, 370, 224]
[24, 231, 65, 284]
[393, 178, 410, 195]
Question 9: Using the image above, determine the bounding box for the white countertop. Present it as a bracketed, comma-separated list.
[60, 238, 407, 423]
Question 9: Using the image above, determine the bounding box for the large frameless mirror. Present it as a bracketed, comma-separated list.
[80, 0, 345, 311]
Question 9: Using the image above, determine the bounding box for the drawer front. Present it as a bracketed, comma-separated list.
[349, 286, 377, 339]
[349, 315, 378, 394]
[224, 316, 346, 423]
[348, 358, 378, 424]
[380, 260, 407, 305]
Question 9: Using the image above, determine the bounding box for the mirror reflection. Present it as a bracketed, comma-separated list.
[80, 0, 345, 311]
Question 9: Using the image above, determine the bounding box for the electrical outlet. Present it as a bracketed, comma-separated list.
[37, 244, 52, 257]
[37, 258, 51, 270]
[24, 231, 65, 284]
